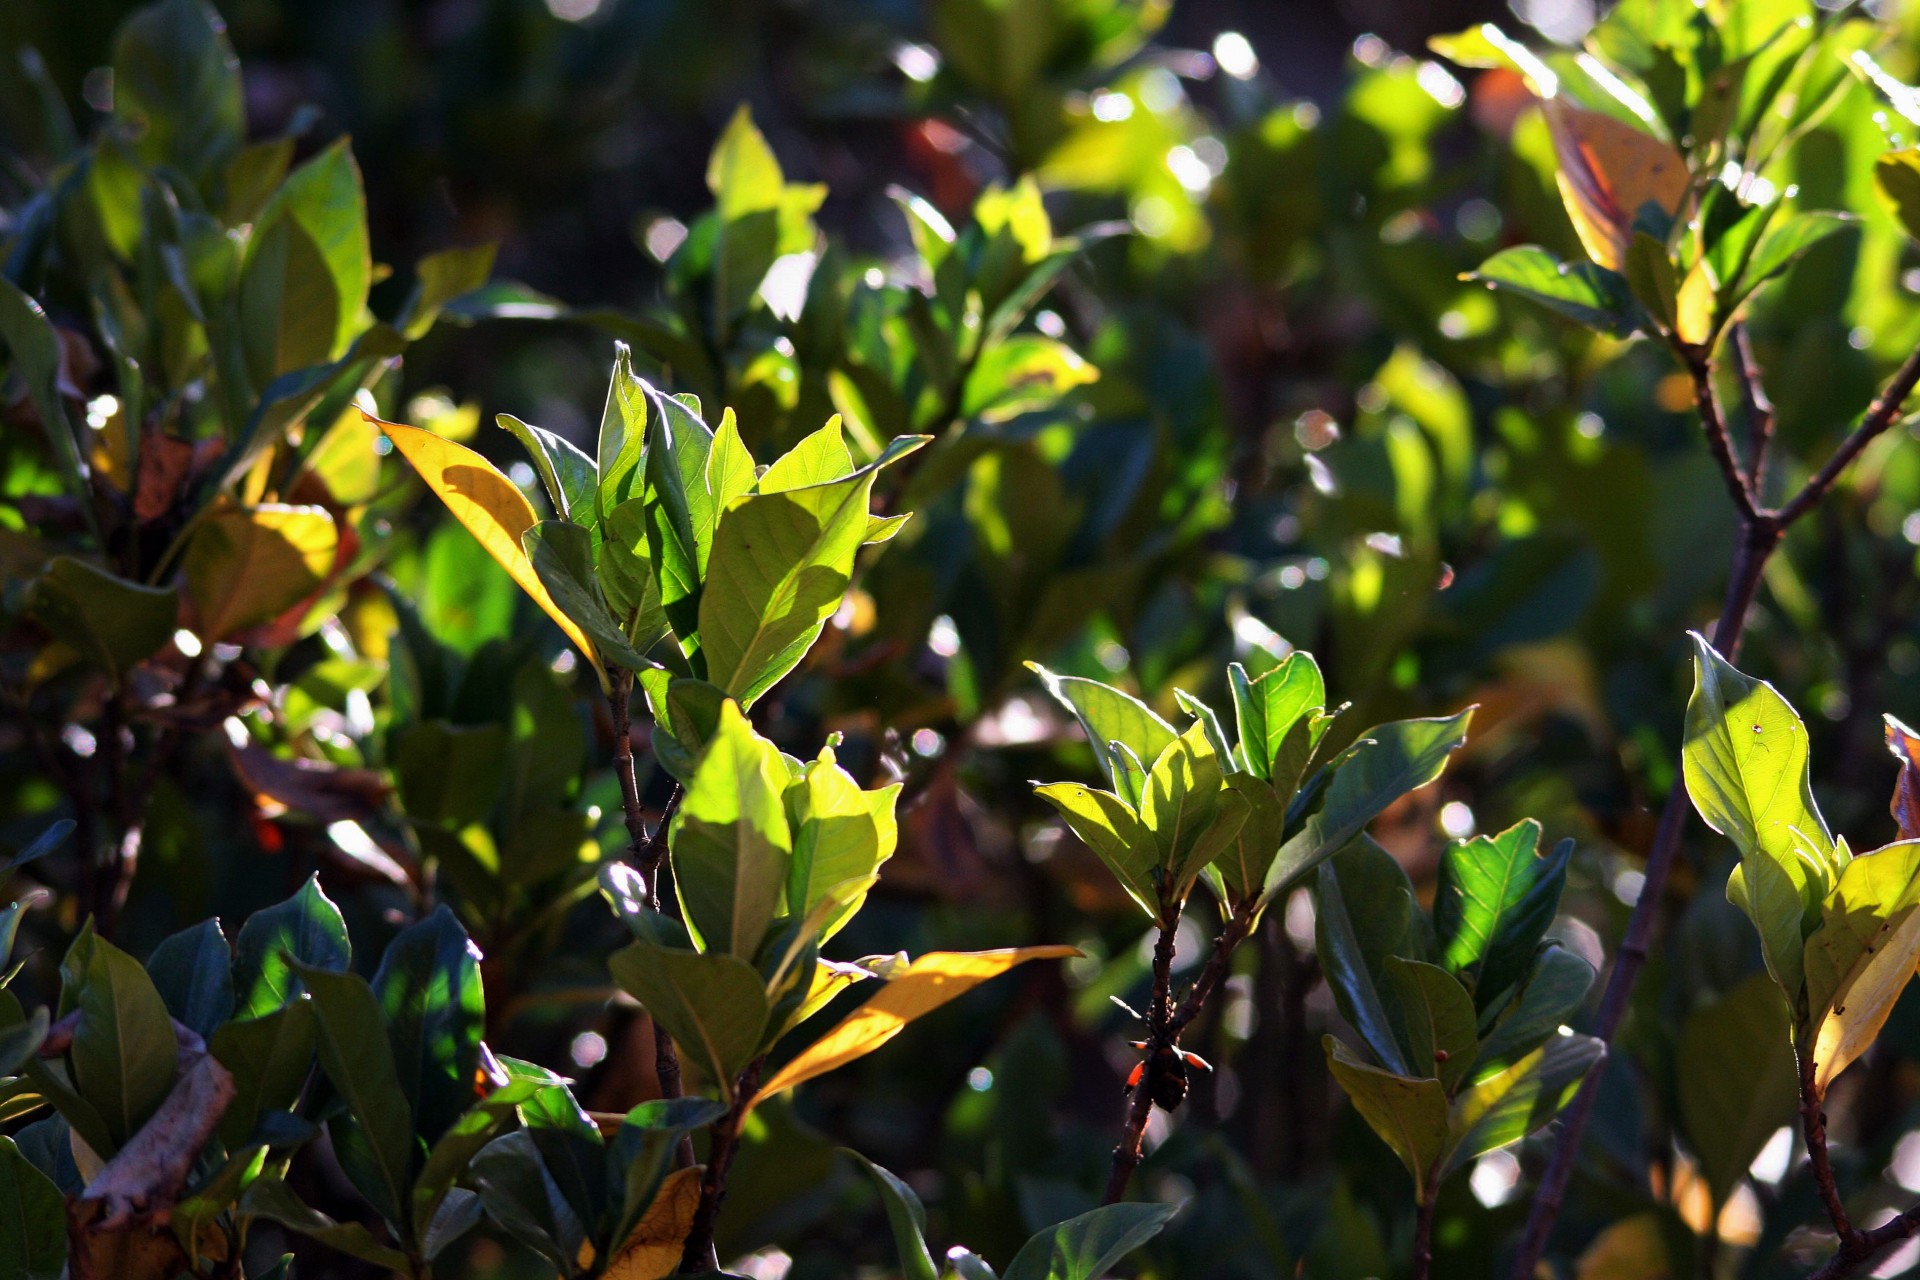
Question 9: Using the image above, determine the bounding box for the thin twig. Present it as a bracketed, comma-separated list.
[1806, 1209, 1920, 1280]
[605, 671, 693, 1164]
[1777, 341, 1920, 527]
[1802, 1058, 1854, 1243]
[1732, 325, 1776, 494]
[1688, 351, 1762, 523]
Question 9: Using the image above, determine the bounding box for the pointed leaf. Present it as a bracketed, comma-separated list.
[1029, 663, 1177, 803]
[1803, 840, 1920, 1094]
[1228, 654, 1325, 782]
[61, 925, 178, 1149]
[1683, 636, 1834, 1001]
[1264, 709, 1473, 902]
[26, 558, 175, 685]
[295, 964, 417, 1227]
[371, 906, 485, 1148]
[756, 947, 1078, 1103]
[1384, 958, 1477, 1092]
[0, 1135, 67, 1280]
[1323, 1037, 1449, 1198]
[1443, 1032, 1603, 1175]
[1434, 819, 1571, 1005]
[1001, 1202, 1178, 1280]
[233, 875, 350, 1019]
[671, 700, 792, 959]
[147, 920, 234, 1040]
[524, 520, 650, 669]
[1677, 972, 1796, 1206]
[499, 413, 599, 532]
[845, 1152, 939, 1280]
[608, 942, 769, 1093]
[1034, 784, 1158, 920]
[378, 414, 605, 686]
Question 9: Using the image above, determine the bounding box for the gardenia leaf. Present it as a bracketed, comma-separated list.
[1802, 839, 1920, 1095]
[1000, 1202, 1178, 1280]
[670, 700, 793, 960]
[1676, 972, 1796, 1206]
[1682, 635, 1837, 1003]
[1323, 1037, 1450, 1199]
[1434, 819, 1572, 1006]
[1029, 663, 1177, 805]
[1443, 1032, 1604, 1176]
[1034, 782, 1158, 920]
[379, 414, 606, 689]
[608, 941, 770, 1096]
[755, 947, 1079, 1105]
[845, 1152, 940, 1280]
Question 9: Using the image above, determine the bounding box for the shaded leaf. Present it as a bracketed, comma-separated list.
[1323, 1037, 1449, 1198]
[1001, 1202, 1178, 1280]
[26, 558, 175, 684]
[609, 942, 769, 1094]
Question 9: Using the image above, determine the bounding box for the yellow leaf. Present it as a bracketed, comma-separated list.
[604, 1165, 705, 1280]
[1673, 258, 1717, 346]
[754, 946, 1079, 1105]
[1805, 841, 1920, 1095]
[374, 412, 606, 688]
[182, 502, 337, 640]
[1544, 100, 1688, 272]
[1574, 1212, 1672, 1280]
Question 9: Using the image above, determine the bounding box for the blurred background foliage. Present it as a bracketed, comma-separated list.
[11, 0, 1920, 1276]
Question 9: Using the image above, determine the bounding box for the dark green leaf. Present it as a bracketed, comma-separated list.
[0, 1135, 67, 1280]
[209, 1001, 317, 1149]
[524, 519, 650, 669]
[1323, 1037, 1449, 1198]
[1384, 958, 1477, 1092]
[845, 1151, 939, 1280]
[372, 906, 485, 1148]
[607, 941, 769, 1092]
[1677, 972, 1795, 1206]
[232, 875, 350, 1020]
[61, 924, 178, 1148]
[295, 964, 418, 1227]
[1001, 1201, 1179, 1280]
[25, 558, 175, 685]
[1467, 245, 1645, 336]
[110, 0, 243, 186]
[147, 919, 234, 1039]
[242, 1174, 412, 1270]
[1316, 841, 1419, 1077]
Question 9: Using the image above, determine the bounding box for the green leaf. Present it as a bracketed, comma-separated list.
[698, 434, 927, 707]
[1682, 635, 1835, 1002]
[1228, 654, 1325, 782]
[1876, 149, 1920, 242]
[295, 963, 418, 1228]
[1034, 783, 1158, 920]
[844, 1151, 939, 1280]
[0, 1136, 68, 1280]
[758, 417, 849, 493]
[608, 941, 770, 1094]
[242, 1175, 412, 1271]
[1316, 841, 1420, 1077]
[471, 1131, 580, 1271]
[209, 1000, 318, 1149]
[786, 745, 901, 943]
[25, 558, 176, 685]
[1734, 210, 1852, 302]
[1263, 709, 1474, 903]
[233, 875, 350, 1020]
[1210, 775, 1290, 906]
[499, 413, 598, 532]
[60, 924, 178, 1149]
[245, 139, 371, 366]
[0, 996, 48, 1079]
[1676, 972, 1795, 1206]
[1434, 819, 1572, 1006]
[641, 382, 718, 655]
[372, 906, 485, 1148]
[607, 1096, 729, 1250]
[1001, 1202, 1179, 1280]
[671, 700, 793, 959]
[147, 919, 234, 1039]
[1323, 1037, 1450, 1198]
[1474, 946, 1595, 1073]
[410, 1079, 542, 1247]
[0, 278, 95, 535]
[1443, 1032, 1604, 1175]
[110, 0, 243, 186]
[524, 520, 651, 669]
[392, 720, 508, 828]
[1140, 721, 1247, 895]
[595, 343, 650, 521]
[403, 243, 497, 340]
[1030, 663, 1177, 805]
[1466, 245, 1644, 335]
[1384, 958, 1477, 1092]
[637, 671, 728, 784]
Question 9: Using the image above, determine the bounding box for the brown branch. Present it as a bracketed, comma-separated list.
[1508, 346, 1780, 1278]
[1807, 1209, 1920, 1280]
[1777, 342, 1920, 527]
[1802, 1059, 1854, 1244]
[678, 1055, 766, 1273]
[1104, 901, 1180, 1205]
[1688, 351, 1762, 523]
[605, 671, 692, 1167]
[1732, 325, 1776, 494]
[1412, 1176, 1440, 1280]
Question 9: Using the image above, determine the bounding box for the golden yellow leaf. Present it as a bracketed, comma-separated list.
[1544, 100, 1688, 272]
[373, 412, 606, 687]
[754, 946, 1079, 1105]
[1808, 902, 1920, 1095]
[1673, 258, 1717, 346]
[182, 502, 338, 640]
[1574, 1212, 1672, 1280]
[604, 1165, 705, 1280]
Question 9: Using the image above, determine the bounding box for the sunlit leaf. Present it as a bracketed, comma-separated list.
[1803, 840, 1920, 1095]
[755, 947, 1079, 1103]
[604, 1165, 704, 1280]
[1323, 1036, 1449, 1198]
[181, 502, 336, 641]
[378, 414, 606, 686]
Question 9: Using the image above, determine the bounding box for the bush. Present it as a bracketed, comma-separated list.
[9, 1, 1920, 1277]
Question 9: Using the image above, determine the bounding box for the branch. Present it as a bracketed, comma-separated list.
[1732, 325, 1776, 494]
[1104, 904, 1179, 1205]
[1802, 1060, 1854, 1243]
[1808, 1208, 1920, 1280]
[1777, 341, 1920, 527]
[678, 1056, 766, 1272]
[1508, 342, 1782, 1279]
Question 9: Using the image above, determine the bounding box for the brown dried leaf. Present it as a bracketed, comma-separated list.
[1887, 716, 1920, 841]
